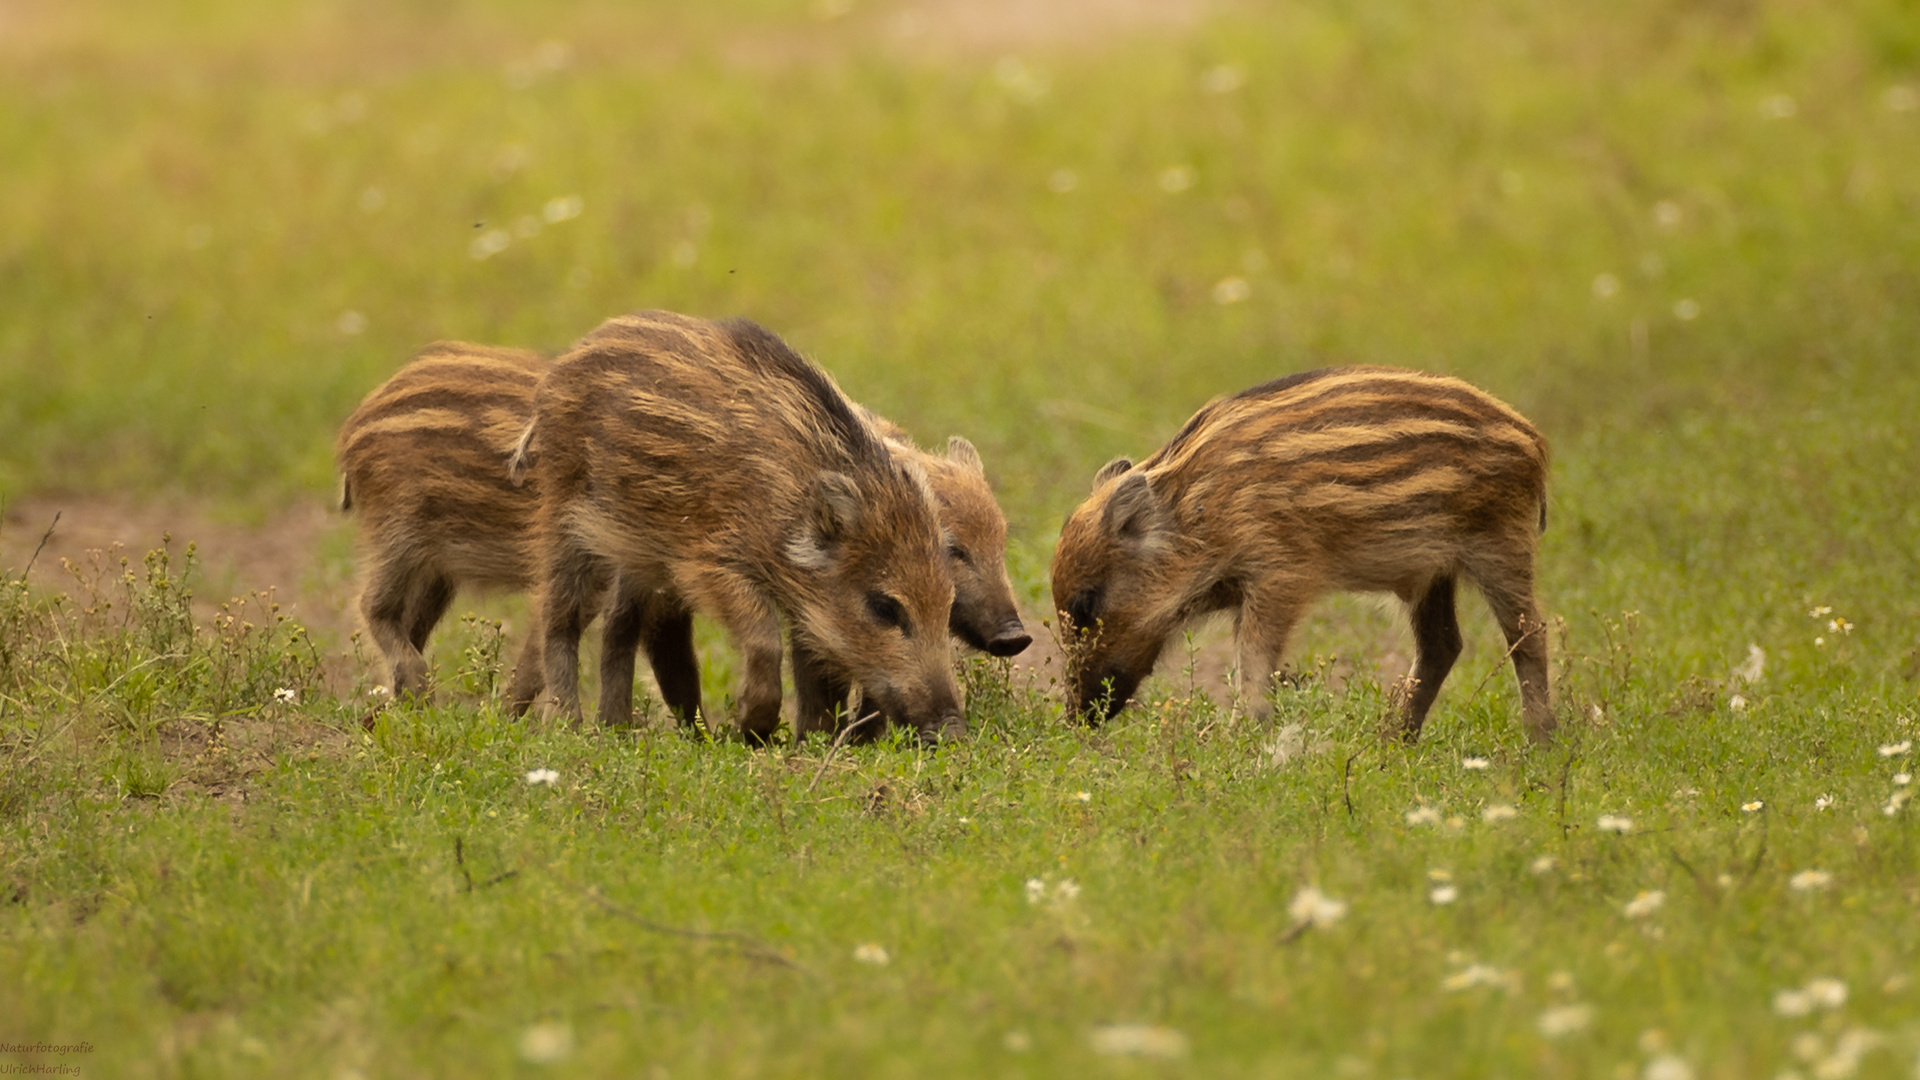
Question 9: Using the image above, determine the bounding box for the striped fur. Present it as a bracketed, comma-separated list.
[523, 311, 965, 743]
[1050, 365, 1553, 742]
[335, 343, 547, 699]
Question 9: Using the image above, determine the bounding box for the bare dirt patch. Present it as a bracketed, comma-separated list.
[0, 494, 357, 638]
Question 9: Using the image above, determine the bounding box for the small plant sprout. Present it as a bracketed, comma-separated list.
[1462, 756, 1491, 770]
[1622, 891, 1666, 918]
[1482, 804, 1519, 823]
[1537, 1003, 1595, 1037]
[1788, 870, 1833, 892]
[525, 768, 559, 786]
[852, 943, 890, 966]
[1286, 886, 1348, 930]
[1597, 815, 1635, 834]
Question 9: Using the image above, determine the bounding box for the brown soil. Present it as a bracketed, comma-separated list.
[0, 494, 357, 638]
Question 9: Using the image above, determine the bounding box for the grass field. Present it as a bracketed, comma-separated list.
[3, 0, 1920, 1076]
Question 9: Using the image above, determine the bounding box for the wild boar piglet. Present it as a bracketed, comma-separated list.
[519, 310, 966, 744]
[791, 425, 1029, 741]
[335, 343, 548, 700]
[1050, 365, 1552, 742]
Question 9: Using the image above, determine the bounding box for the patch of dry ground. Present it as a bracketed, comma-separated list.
[0, 494, 357, 638]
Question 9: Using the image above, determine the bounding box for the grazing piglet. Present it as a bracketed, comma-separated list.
[517, 310, 965, 743]
[1050, 365, 1553, 742]
[791, 425, 1030, 740]
[335, 343, 547, 699]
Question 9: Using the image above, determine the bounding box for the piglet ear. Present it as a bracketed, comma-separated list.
[1103, 472, 1168, 542]
[946, 435, 985, 475]
[789, 472, 863, 570]
[1092, 456, 1133, 489]
[810, 471, 863, 543]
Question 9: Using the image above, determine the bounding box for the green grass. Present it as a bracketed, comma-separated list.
[4, 0, 1920, 1076]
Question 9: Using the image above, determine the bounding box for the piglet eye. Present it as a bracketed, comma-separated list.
[866, 592, 911, 635]
[947, 544, 971, 565]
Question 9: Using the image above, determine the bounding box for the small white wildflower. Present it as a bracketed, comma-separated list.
[525, 768, 559, 786]
[1071, 791, 1092, 803]
[852, 942, 890, 966]
[1789, 869, 1833, 892]
[1729, 694, 1748, 711]
[1734, 643, 1766, 684]
[1742, 800, 1765, 813]
[273, 687, 298, 704]
[1211, 277, 1251, 304]
[1287, 886, 1348, 929]
[1622, 890, 1666, 918]
[1025, 878, 1047, 905]
[1440, 963, 1504, 991]
[1828, 617, 1853, 635]
[1815, 794, 1835, 810]
[1055, 879, 1081, 902]
[1530, 855, 1558, 875]
[1158, 165, 1196, 193]
[542, 194, 584, 223]
[1429, 884, 1459, 906]
[1675, 787, 1702, 798]
[1879, 741, 1912, 757]
[1089, 1025, 1188, 1059]
[1405, 805, 1442, 826]
[1807, 978, 1847, 1008]
[1774, 987, 1815, 1017]
[1645, 1054, 1694, 1080]
[1592, 272, 1621, 299]
[1597, 814, 1635, 834]
[470, 229, 511, 260]
[1462, 756, 1491, 771]
[1653, 200, 1683, 229]
[1896, 773, 1912, 786]
[1809, 605, 1833, 618]
[1003, 1031, 1032, 1053]
[1884, 790, 1911, 816]
[1199, 63, 1246, 94]
[1482, 804, 1519, 823]
[517, 1021, 573, 1064]
[1537, 1003, 1595, 1037]
[1673, 299, 1701, 321]
[1815, 636, 1826, 647]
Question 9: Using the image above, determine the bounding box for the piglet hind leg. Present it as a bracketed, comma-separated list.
[535, 540, 606, 727]
[360, 559, 440, 700]
[1398, 575, 1464, 743]
[1480, 579, 1554, 744]
[595, 583, 648, 730]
